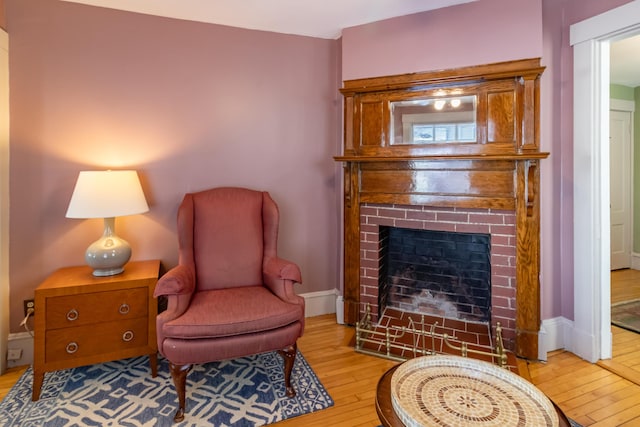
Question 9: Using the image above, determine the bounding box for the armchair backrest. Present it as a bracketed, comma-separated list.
[177, 187, 279, 291]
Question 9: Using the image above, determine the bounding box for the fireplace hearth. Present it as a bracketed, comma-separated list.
[361, 204, 516, 348]
[354, 306, 518, 372]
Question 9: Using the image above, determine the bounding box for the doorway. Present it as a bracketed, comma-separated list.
[571, 1, 640, 362]
[609, 108, 633, 271]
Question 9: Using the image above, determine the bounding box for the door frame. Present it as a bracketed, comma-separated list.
[0, 28, 9, 375]
[571, 0, 640, 362]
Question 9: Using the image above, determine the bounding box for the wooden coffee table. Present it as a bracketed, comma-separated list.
[376, 361, 571, 427]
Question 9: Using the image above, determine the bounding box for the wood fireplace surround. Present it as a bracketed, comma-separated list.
[335, 58, 547, 359]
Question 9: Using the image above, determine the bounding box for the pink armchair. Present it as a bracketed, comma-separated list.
[154, 187, 305, 423]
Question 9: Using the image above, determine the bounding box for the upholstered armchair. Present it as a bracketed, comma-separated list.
[154, 187, 305, 423]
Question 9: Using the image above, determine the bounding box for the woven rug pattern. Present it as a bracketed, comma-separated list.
[611, 299, 640, 333]
[0, 351, 333, 427]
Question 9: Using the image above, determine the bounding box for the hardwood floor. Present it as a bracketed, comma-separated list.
[529, 268, 640, 426]
[526, 323, 640, 426]
[0, 365, 25, 402]
[1, 270, 639, 426]
[611, 268, 640, 304]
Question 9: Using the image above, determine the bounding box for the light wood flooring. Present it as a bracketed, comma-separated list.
[610, 268, 640, 304]
[1, 271, 639, 426]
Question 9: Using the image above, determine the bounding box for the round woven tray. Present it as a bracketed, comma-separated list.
[390, 355, 559, 427]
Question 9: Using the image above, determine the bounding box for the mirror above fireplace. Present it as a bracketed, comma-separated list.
[391, 95, 477, 145]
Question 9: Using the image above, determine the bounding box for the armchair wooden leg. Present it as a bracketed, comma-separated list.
[279, 343, 297, 398]
[169, 363, 192, 423]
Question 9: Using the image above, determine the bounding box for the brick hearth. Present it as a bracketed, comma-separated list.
[359, 203, 517, 348]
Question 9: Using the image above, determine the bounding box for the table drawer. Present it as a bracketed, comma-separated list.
[45, 317, 148, 363]
[45, 288, 148, 329]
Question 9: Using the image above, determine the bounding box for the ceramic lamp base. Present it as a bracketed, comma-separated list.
[85, 217, 131, 276]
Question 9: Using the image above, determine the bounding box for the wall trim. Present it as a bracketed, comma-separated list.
[611, 98, 635, 112]
[570, 0, 640, 45]
[538, 316, 573, 362]
[7, 331, 34, 368]
[631, 253, 640, 270]
[301, 289, 338, 318]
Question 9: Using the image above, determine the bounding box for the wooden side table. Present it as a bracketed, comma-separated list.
[32, 259, 161, 401]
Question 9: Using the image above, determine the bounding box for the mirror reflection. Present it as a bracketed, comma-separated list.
[390, 95, 477, 144]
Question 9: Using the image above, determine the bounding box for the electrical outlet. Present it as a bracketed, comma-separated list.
[23, 299, 35, 317]
[7, 348, 22, 361]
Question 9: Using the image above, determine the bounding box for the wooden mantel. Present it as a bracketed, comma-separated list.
[335, 58, 548, 360]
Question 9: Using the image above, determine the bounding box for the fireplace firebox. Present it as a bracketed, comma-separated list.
[382, 227, 491, 323]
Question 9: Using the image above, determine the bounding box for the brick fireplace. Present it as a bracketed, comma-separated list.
[359, 203, 517, 347]
[336, 59, 547, 359]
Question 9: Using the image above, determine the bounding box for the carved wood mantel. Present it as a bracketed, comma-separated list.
[335, 58, 548, 360]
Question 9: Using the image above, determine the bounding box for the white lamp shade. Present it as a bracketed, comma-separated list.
[66, 170, 149, 219]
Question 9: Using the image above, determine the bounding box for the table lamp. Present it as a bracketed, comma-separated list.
[66, 170, 149, 276]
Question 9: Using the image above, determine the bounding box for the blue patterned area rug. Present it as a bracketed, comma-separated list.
[0, 351, 333, 426]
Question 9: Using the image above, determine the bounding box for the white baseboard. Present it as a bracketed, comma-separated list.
[8, 290, 341, 369]
[335, 295, 344, 324]
[567, 323, 601, 363]
[537, 316, 573, 361]
[631, 253, 640, 270]
[7, 331, 33, 368]
[300, 289, 339, 318]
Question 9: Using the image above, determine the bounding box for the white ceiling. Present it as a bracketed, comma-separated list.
[61, 0, 476, 39]
[611, 34, 640, 88]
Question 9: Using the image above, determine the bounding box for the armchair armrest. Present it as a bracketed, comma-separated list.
[154, 264, 196, 357]
[264, 257, 302, 283]
[154, 264, 196, 297]
[263, 257, 303, 305]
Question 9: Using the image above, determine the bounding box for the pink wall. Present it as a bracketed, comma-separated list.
[5, 0, 340, 331]
[342, 0, 543, 81]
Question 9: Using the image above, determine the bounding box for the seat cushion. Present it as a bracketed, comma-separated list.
[162, 286, 304, 339]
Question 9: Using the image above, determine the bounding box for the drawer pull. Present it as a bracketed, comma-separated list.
[122, 330, 134, 342]
[66, 309, 79, 322]
[118, 303, 130, 315]
[66, 342, 79, 354]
